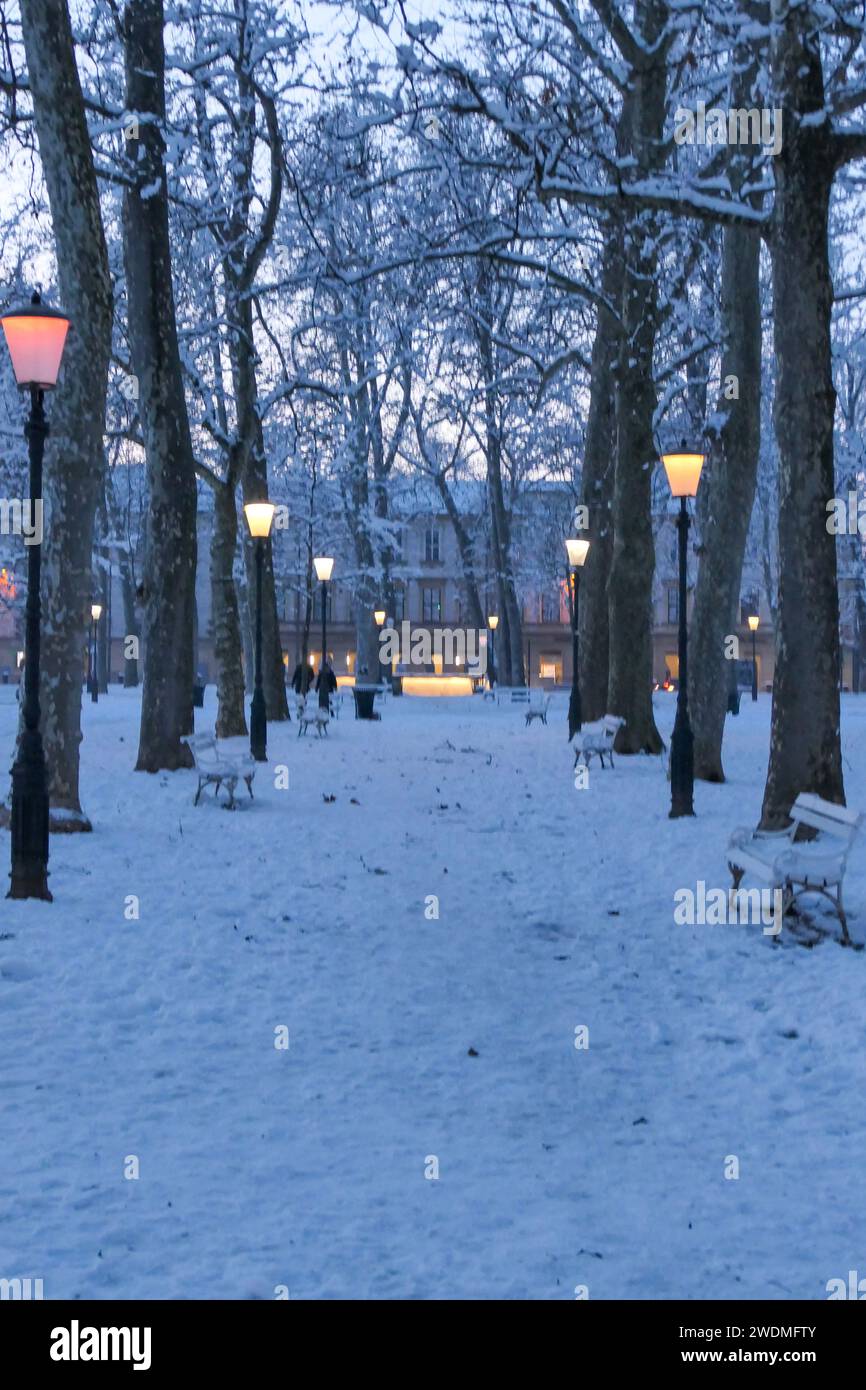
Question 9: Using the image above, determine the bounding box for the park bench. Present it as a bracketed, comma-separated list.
[297, 694, 330, 737]
[525, 692, 552, 726]
[572, 714, 625, 770]
[496, 687, 530, 706]
[727, 792, 862, 943]
[182, 733, 256, 809]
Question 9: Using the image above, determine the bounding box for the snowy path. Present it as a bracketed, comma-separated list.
[1, 687, 865, 1299]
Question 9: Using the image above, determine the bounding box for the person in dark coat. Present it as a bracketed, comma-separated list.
[291, 660, 315, 695]
[315, 660, 338, 695]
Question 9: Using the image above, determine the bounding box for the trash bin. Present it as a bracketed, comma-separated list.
[193, 683, 206, 708]
[390, 675, 403, 696]
[353, 685, 379, 720]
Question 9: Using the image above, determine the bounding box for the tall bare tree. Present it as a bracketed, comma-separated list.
[123, 0, 197, 771]
[18, 0, 113, 829]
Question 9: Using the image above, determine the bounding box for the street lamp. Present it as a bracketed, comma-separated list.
[565, 537, 590, 740]
[314, 556, 334, 710]
[660, 443, 705, 818]
[89, 603, 103, 704]
[244, 501, 276, 761]
[487, 613, 499, 689]
[374, 608, 387, 685]
[0, 291, 71, 900]
[748, 614, 760, 702]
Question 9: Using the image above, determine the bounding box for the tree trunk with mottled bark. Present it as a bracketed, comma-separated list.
[435, 473, 485, 629]
[761, 4, 843, 825]
[606, 8, 666, 754]
[123, 0, 197, 772]
[690, 218, 761, 781]
[579, 221, 620, 723]
[119, 549, 139, 687]
[210, 482, 247, 737]
[18, 0, 113, 830]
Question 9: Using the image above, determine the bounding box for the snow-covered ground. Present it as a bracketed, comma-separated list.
[0, 686, 864, 1300]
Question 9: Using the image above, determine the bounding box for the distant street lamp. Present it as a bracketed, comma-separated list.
[244, 501, 276, 761]
[565, 537, 590, 740]
[89, 603, 103, 704]
[748, 614, 760, 702]
[374, 608, 387, 685]
[661, 444, 705, 818]
[487, 613, 499, 689]
[314, 556, 334, 710]
[0, 291, 71, 900]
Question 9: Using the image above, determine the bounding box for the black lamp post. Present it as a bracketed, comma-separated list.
[1, 291, 71, 900]
[487, 613, 498, 689]
[748, 614, 760, 701]
[89, 602, 102, 703]
[244, 501, 276, 762]
[661, 444, 705, 819]
[565, 538, 590, 741]
[314, 556, 334, 710]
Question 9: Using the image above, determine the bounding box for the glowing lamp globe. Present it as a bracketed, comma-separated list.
[1, 292, 71, 389]
[661, 445, 705, 499]
[314, 556, 334, 583]
[374, 609, 386, 627]
[748, 615, 760, 632]
[488, 614, 499, 630]
[565, 537, 590, 568]
[244, 501, 276, 539]
[91, 603, 103, 623]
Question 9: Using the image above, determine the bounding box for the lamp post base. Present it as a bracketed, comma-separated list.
[669, 714, 695, 819]
[250, 687, 267, 762]
[7, 729, 52, 900]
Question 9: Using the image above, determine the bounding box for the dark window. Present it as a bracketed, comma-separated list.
[424, 526, 441, 562]
[542, 592, 559, 624]
[392, 587, 405, 622]
[667, 588, 678, 624]
[422, 586, 441, 623]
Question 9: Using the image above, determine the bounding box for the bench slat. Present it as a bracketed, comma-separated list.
[793, 792, 861, 827]
[791, 806, 859, 841]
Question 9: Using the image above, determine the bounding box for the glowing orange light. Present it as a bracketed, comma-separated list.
[1, 294, 71, 388]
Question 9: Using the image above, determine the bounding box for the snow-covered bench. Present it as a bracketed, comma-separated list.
[572, 714, 625, 770]
[525, 692, 552, 726]
[182, 734, 256, 809]
[495, 687, 529, 705]
[297, 694, 329, 737]
[727, 793, 862, 944]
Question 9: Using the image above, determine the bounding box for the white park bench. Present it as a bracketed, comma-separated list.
[496, 687, 530, 706]
[524, 692, 552, 726]
[572, 714, 625, 770]
[297, 694, 330, 738]
[182, 734, 256, 809]
[727, 793, 862, 943]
